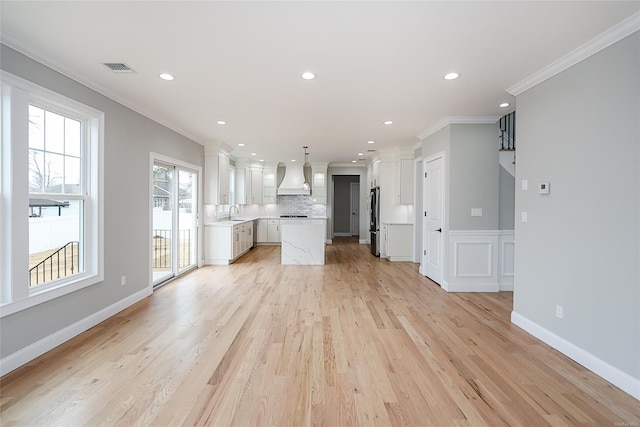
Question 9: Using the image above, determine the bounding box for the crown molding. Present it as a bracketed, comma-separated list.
[507, 11, 640, 96]
[0, 34, 203, 145]
[327, 162, 366, 169]
[417, 116, 500, 141]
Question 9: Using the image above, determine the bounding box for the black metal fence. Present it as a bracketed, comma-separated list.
[29, 241, 79, 287]
[152, 229, 192, 269]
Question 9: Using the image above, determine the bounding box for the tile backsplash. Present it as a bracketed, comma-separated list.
[277, 195, 326, 217]
[204, 195, 326, 223]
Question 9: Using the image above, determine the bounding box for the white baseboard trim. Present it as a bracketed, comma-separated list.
[445, 282, 500, 292]
[388, 256, 413, 262]
[0, 288, 151, 377]
[359, 239, 367, 245]
[511, 311, 640, 400]
[499, 279, 514, 291]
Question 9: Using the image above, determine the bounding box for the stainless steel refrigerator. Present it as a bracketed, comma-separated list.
[369, 187, 380, 256]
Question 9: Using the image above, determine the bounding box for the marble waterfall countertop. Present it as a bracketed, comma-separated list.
[280, 219, 326, 265]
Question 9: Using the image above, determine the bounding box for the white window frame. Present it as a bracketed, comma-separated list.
[1, 71, 104, 317]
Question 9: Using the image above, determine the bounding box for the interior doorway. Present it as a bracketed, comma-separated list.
[350, 182, 360, 236]
[331, 175, 360, 237]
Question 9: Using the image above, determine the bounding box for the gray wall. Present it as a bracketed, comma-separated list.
[1, 45, 204, 358]
[513, 32, 639, 379]
[498, 166, 515, 230]
[450, 124, 499, 230]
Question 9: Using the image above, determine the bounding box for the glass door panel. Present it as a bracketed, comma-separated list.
[178, 169, 196, 273]
[152, 163, 174, 284]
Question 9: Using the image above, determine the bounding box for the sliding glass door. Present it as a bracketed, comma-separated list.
[152, 161, 198, 286]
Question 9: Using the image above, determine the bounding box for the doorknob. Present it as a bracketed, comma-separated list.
[435, 228, 442, 232]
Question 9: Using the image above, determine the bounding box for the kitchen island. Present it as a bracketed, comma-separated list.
[280, 218, 326, 265]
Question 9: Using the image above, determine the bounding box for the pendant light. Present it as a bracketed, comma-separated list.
[303, 146, 311, 191]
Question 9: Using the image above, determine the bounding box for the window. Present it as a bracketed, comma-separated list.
[1, 71, 103, 316]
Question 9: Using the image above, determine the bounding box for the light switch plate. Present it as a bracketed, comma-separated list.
[471, 208, 483, 217]
[539, 182, 550, 195]
[521, 211, 528, 223]
[522, 180, 528, 191]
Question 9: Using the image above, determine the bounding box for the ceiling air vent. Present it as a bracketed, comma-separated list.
[103, 62, 135, 73]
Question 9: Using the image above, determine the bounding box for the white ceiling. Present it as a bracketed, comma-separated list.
[2, 1, 638, 164]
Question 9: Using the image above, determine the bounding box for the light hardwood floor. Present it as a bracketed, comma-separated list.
[2, 238, 639, 426]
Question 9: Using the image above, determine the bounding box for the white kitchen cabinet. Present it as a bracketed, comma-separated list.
[386, 223, 413, 262]
[267, 219, 281, 243]
[381, 223, 388, 258]
[236, 162, 264, 205]
[262, 166, 277, 204]
[204, 147, 231, 205]
[204, 221, 254, 265]
[250, 167, 263, 204]
[256, 219, 280, 244]
[311, 162, 328, 204]
[257, 219, 268, 242]
[397, 159, 414, 205]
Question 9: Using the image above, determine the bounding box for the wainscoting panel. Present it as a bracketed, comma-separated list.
[447, 230, 514, 292]
[499, 231, 515, 291]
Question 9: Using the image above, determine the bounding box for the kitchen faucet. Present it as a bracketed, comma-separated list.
[229, 204, 240, 220]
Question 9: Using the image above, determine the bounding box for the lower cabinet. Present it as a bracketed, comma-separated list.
[257, 219, 281, 244]
[383, 223, 414, 262]
[205, 221, 254, 265]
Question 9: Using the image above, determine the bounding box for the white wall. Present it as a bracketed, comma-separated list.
[512, 32, 639, 389]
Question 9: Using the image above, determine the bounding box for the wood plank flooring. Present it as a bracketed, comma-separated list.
[2, 237, 639, 426]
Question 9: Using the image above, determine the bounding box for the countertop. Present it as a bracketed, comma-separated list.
[206, 217, 327, 226]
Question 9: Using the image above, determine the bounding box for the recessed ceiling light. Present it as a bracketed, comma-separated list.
[250, 152, 257, 156]
[301, 72, 316, 80]
[367, 140, 375, 144]
[238, 143, 245, 147]
[260, 159, 264, 162]
[444, 72, 460, 80]
[383, 120, 393, 125]
[291, 159, 296, 162]
[351, 160, 357, 163]
[159, 73, 174, 81]
[499, 102, 510, 108]
[217, 120, 226, 125]
[357, 152, 364, 156]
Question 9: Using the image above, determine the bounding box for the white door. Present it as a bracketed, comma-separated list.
[423, 155, 444, 284]
[152, 160, 199, 287]
[350, 182, 360, 236]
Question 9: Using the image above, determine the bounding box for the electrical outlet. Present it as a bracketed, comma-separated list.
[556, 305, 563, 319]
[121, 275, 126, 286]
[521, 211, 528, 223]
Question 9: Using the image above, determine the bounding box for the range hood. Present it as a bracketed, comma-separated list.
[277, 162, 311, 195]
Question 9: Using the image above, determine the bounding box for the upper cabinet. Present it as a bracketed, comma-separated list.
[235, 160, 265, 205]
[262, 164, 277, 204]
[396, 158, 414, 205]
[204, 142, 231, 205]
[250, 166, 263, 204]
[311, 162, 328, 204]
